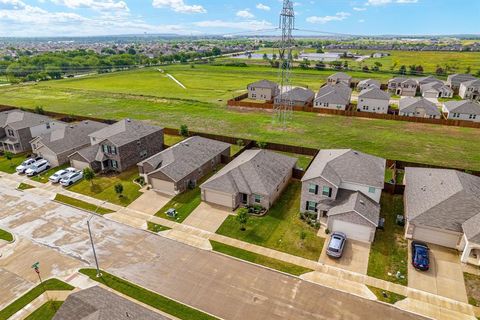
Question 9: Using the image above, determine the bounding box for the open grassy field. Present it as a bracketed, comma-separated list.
[0, 64, 479, 170]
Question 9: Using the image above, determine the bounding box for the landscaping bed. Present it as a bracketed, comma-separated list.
[54, 194, 114, 215]
[0, 228, 13, 242]
[464, 272, 480, 307]
[18, 183, 35, 190]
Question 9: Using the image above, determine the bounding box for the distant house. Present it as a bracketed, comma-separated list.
[404, 167, 480, 266]
[442, 100, 480, 122]
[387, 78, 417, 97]
[459, 79, 480, 101]
[273, 87, 315, 107]
[138, 136, 230, 195]
[314, 83, 352, 110]
[357, 79, 381, 91]
[372, 52, 390, 58]
[247, 80, 279, 101]
[301, 149, 385, 243]
[399, 97, 441, 119]
[31, 121, 108, 167]
[420, 82, 454, 99]
[446, 74, 477, 92]
[357, 88, 391, 114]
[327, 72, 352, 86]
[69, 119, 164, 173]
[0, 110, 66, 154]
[200, 149, 297, 210]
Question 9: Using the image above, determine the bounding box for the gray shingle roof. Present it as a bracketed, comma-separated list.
[247, 79, 278, 89]
[0, 110, 56, 130]
[328, 72, 352, 81]
[275, 87, 314, 102]
[358, 87, 391, 100]
[71, 144, 100, 162]
[447, 74, 477, 86]
[463, 214, 480, 244]
[89, 119, 163, 147]
[404, 167, 480, 234]
[443, 100, 480, 115]
[388, 78, 416, 85]
[32, 121, 108, 154]
[327, 190, 380, 227]
[302, 149, 386, 189]
[420, 82, 453, 94]
[416, 75, 441, 86]
[200, 149, 297, 196]
[460, 79, 480, 88]
[399, 97, 441, 116]
[357, 79, 380, 89]
[53, 286, 170, 320]
[138, 136, 230, 182]
[315, 83, 352, 105]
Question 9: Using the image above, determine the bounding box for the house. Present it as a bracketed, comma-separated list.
[399, 97, 441, 119]
[420, 82, 454, 99]
[442, 100, 480, 122]
[200, 149, 297, 210]
[247, 80, 279, 101]
[0, 110, 66, 154]
[273, 87, 315, 107]
[446, 74, 477, 92]
[415, 75, 442, 87]
[357, 87, 391, 114]
[357, 79, 381, 91]
[459, 79, 480, 101]
[69, 119, 164, 172]
[327, 72, 352, 86]
[53, 286, 169, 320]
[314, 83, 352, 110]
[300, 149, 385, 243]
[138, 136, 230, 195]
[404, 167, 480, 266]
[388, 78, 418, 97]
[30, 121, 108, 167]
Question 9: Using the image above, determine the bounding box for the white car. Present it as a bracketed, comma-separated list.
[25, 159, 51, 176]
[16, 158, 38, 174]
[60, 170, 83, 187]
[49, 167, 76, 183]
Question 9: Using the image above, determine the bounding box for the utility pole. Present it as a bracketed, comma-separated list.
[87, 201, 106, 278]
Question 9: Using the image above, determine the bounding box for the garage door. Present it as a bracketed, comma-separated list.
[331, 220, 374, 243]
[413, 226, 460, 248]
[37, 152, 59, 168]
[71, 160, 90, 170]
[150, 178, 175, 195]
[203, 190, 233, 208]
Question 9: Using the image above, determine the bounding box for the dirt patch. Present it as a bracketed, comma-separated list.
[464, 272, 480, 306]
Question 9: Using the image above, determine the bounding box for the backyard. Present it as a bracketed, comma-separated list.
[216, 180, 325, 261]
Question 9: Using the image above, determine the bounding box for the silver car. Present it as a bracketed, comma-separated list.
[326, 232, 347, 258]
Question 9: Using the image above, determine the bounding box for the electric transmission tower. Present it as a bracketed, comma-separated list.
[274, 0, 295, 127]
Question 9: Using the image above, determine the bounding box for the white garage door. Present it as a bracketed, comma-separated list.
[413, 226, 460, 248]
[71, 160, 90, 170]
[331, 220, 373, 243]
[151, 178, 175, 195]
[203, 190, 233, 208]
[37, 152, 58, 168]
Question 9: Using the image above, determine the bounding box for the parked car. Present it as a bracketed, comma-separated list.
[25, 159, 50, 176]
[16, 158, 38, 174]
[49, 167, 76, 183]
[60, 170, 83, 187]
[411, 241, 430, 271]
[326, 232, 347, 258]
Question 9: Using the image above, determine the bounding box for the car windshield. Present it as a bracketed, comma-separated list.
[21, 160, 30, 166]
[414, 245, 429, 263]
[329, 236, 343, 251]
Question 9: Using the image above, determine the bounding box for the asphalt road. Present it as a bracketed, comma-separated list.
[0, 184, 426, 320]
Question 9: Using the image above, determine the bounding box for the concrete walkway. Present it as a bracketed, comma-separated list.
[9, 290, 72, 320]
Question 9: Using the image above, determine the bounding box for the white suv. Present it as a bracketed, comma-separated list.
[25, 159, 51, 176]
[60, 170, 83, 187]
[49, 167, 76, 183]
[16, 158, 37, 174]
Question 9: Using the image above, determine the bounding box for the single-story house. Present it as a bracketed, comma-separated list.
[387, 78, 417, 97]
[447, 73, 477, 92]
[327, 72, 352, 86]
[442, 100, 480, 122]
[30, 121, 108, 167]
[459, 79, 480, 101]
[357, 87, 391, 114]
[314, 83, 352, 110]
[357, 79, 381, 91]
[420, 82, 454, 99]
[274, 87, 315, 107]
[301, 149, 385, 243]
[138, 136, 230, 195]
[200, 149, 297, 210]
[404, 167, 480, 266]
[247, 80, 280, 101]
[399, 97, 441, 119]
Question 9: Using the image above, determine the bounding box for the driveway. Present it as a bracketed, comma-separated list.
[127, 190, 172, 215]
[408, 242, 468, 303]
[319, 237, 371, 275]
[182, 202, 232, 233]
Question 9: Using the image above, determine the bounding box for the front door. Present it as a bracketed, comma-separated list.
[241, 193, 248, 204]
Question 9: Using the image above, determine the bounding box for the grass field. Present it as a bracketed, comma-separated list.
[54, 194, 114, 215]
[1, 64, 480, 170]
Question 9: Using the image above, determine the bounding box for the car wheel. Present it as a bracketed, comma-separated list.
[69, 182, 72, 186]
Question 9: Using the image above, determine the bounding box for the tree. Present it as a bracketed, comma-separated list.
[211, 47, 222, 56]
[114, 183, 124, 198]
[272, 53, 277, 60]
[436, 67, 445, 76]
[236, 208, 249, 231]
[256, 141, 267, 149]
[299, 230, 307, 246]
[83, 167, 95, 186]
[466, 66, 472, 74]
[3, 151, 13, 167]
[179, 124, 189, 137]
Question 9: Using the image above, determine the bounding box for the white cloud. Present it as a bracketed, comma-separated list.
[306, 12, 350, 24]
[358, 19, 365, 22]
[193, 19, 273, 31]
[51, 0, 129, 11]
[353, 7, 366, 11]
[236, 9, 254, 19]
[152, 0, 206, 14]
[256, 3, 270, 11]
[366, 0, 418, 5]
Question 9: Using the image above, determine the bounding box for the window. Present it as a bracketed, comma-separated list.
[308, 183, 318, 194]
[306, 201, 317, 212]
[253, 194, 262, 204]
[140, 150, 147, 158]
[7, 129, 14, 137]
[322, 186, 332, 197]
[368, 187, 376, 194]
[111, 160, 118, 169]
[102, 145, 108, 153]
[46, 123, 51, 129]
[111, 146, 117, 155]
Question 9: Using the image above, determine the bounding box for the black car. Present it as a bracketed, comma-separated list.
[411, 241, 430, 271]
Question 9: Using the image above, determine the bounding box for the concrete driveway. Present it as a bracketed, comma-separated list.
[319, 237, 371, 274]
[127, 190, 172, 215]
[408, 242, 468, 303]
[183, 202, 232, 232]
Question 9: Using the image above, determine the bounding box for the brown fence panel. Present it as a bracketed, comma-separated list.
[292, 168, 305, 180]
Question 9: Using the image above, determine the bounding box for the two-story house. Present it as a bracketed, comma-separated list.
[442, 100, 480, 122]
[327, 72, 352, 87]
[387, 78, 417, 97]
[399, 97, 441, 119]
[459, 79, 480, 101]
[420, 82, 454, 99]
[357, 79, 381, 91]
[447, 74, 477, 93]
[247, 80, 280, 101]
[357, 87, 391, 114]
[300, 149, 386, 243]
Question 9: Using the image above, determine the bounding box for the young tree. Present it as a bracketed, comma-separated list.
[236, 208, 249, 231]
[114, 183, 124, 198]
[179, 124, 189, 137]
[83, 167, 95, 186]
[299, 230, 307, 246]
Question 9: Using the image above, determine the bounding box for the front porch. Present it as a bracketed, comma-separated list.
[0, 137, 22, 154]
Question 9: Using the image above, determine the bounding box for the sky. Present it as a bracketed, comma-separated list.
[0, 0, 479, 37]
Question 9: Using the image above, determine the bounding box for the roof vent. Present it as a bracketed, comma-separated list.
[421, 185, 426, 191]
[359, 200, 365, 205]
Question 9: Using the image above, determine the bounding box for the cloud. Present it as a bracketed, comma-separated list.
[193, 19, 273, 31]
[306, 12, 350, 24]
[236, 9, 254, 19]
[366, 0, 418, 5]
[256, 3, 270, 11]
[353, 7, 366, 11]
[51, 0, 129, 11]
[152, 0, 206, 14]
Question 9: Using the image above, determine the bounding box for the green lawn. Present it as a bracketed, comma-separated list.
[18, 183, 35, 190]
[24, 301, 63, 320]
[147, 221, 171, 233]
[216, 181, 325, 261]
[79, 269, 218, 320]
[367, 286, 406, 305]
[0, 228, 13, 242]
[54, 194, 114, 215]
[0, 279, 73, 320]
[385, 168, 394, 183]
[30, 164, 68, 184]
[164, 134, 185, 147]
[274, 151, 313, 170]
[68, 167, 142, 206]
[230, 144, 244, 157]
[367, 194, 408, 286]
[0, 153, 27, 174]
[210, 240, 313, 276]
[396, 170, 405, 185]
